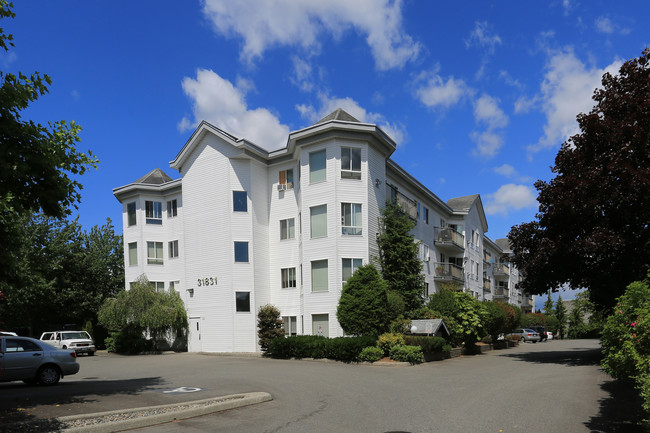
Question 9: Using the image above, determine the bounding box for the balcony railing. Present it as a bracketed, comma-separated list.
[494, 287, 509, 299]
[434, 262, 464, 282]
[434, 227, 465, 251]
[483, 277, 492, 292]
[493, 262, 510, 279]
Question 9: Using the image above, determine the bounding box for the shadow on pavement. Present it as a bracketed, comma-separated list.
[498, 347, 603, 366]
[585, 379, 649, 433]
[0, 377, 164, 432]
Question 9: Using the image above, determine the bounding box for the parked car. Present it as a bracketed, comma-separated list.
[529, 326, 548, 342]
[0, 336, 79, 385]
[40, 331, 96, 356]
[547, 331, 554, 340]
[509, 328, 541, 343]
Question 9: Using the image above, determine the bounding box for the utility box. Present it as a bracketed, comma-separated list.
[410, 319, 450, 339]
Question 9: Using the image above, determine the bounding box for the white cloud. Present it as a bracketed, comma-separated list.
[201, 0, 421, 70]
[297, 93, 407, 145]
[179, 69, 290, 151]
[525, 48, 622, 157]
[465, 21, 502, 53]
[413, 68, 472, 109]
[471, 94, 509, 158]
[494, 164, 516, 177]
[595, 16, 631, 35]
[485, 184, 538, 216]
[291, 56, 314, 92]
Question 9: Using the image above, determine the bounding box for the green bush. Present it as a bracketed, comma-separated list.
[257, 304, 284, 353]
[104, 326, 152, 354]
[601, 275, 650, 417]
[377, 333, 405, 356]
[403, 335, 450, 355]
[427, 291, 486, 347]
[388, 316, 411, 334]
[337, 264, 391, 336]
[389, 345, 423, 364]
[482, 301, 507, 341]
[266, 335, 376, 362]
[520, 313, 546, 328]
[359, 346, 384, 363]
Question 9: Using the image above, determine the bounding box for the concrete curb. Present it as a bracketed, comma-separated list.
[57, 392, 272, 432]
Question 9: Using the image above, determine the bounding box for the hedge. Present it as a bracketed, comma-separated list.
[267, 335, 376, 362]
[403, 335, 451, 356]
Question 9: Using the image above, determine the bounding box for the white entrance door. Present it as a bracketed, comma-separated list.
[188, 317, 202, 352]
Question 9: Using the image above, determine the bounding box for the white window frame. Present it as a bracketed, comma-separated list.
[310, 204, 327, 238]
[281, 267, 297, 288]
[127, 202, 137, 226]
[279, 169, 294, 189]
[280, 218, 295, 240]
[234, 241, 249, 263]
[341, 203, 362, 235]
[341, 147, 361, 180]
[167, 199, 178, 218]
[311, 260, 328, 292]
[145, 201, 162, 224]
[128, 242, 137, 266]
[342, 258, 363, 284]
[235, 291, 251, 312]
[309, 149, 327, 184]
[147, 241, 163, 265]
[233, 191, 247, 212]
[283, 316, 298, 336]
[168, 240, 179, 259]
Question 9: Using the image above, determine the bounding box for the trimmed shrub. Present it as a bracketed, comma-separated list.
[377, 333, 405, 356]
[257, 304, 284, 353]
[403, 335, 450, 355]
[266, 335, 376, 362]
[337, 264, 391, 336]
[104, 326, 152, 354]
[389, 345, 423, 364]
[359, 346, 384, 363]
[326, 336, 377, 362]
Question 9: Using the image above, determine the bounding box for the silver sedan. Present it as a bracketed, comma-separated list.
[0, 336, 80, 385]
[509, 328, 541, 343]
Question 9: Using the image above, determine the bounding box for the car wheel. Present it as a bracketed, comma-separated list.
[533, 340, 537, 343]
[62, 345, 67, 350]
[38, 365, 61, 385]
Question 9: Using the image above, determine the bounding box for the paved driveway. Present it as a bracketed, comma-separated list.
[0, 339, 643, 432]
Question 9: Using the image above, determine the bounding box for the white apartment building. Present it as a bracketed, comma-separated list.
[113, 109, 533, 353]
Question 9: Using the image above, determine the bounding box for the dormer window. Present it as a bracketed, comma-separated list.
[341, 147, 361, 179]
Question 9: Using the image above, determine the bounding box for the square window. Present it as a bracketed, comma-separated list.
[281, 267, 297, 288]
[145, 201, 162, 224]
[147, 241, 163, 265]
[233, 191, 247, 212]
[236, 291, 251, 312]
[310, 205, 327, 238]
[168, 240, 179, 258]
[167, 199, 178, 217]
[127, 202, 137, 226]
[280, 218, 295, 240]
[341, 147, 361, 179]
[234, 241, 249, 263]
[342, 258, 363, 283]
[309, 150, 326, 183]
[341, 203, 362, 235]
[128, 242, 138, 266]
[311, 260, 328, 292]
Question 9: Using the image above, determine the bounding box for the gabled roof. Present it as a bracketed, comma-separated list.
[447, 194, 488, 233]
[315, 108, 360, 124]
[134, 168, 174, 185]
[495, 238, 512, 253]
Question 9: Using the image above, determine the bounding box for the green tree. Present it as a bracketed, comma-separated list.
[257, 304, 284, 353]
[98, 275, 187, 351]
[555, 295, 567, 339]
[337, 264, 391, 336]
[544, 291, 555, 315]
[0, 1, 98, 284]
[520, 313, 546, 328]
[427, 290, 486, 347]
[377, 201, 425, 312]
[508, 49, 650, 310]
[482, 301, 507, 342]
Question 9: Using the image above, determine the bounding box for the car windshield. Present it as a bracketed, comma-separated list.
[62, 332, 90, 340]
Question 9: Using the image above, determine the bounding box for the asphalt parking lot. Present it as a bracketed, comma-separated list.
[0, 339, 644, 432]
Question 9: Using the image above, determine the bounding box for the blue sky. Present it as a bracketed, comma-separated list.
[4, 1, 648, 306]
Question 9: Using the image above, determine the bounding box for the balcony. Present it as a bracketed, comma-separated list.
[483, 277, 492, 292]
[493, 262, 510, 280]
[493, 286, 509, 300]
[434, 227, 465, 253]
[434, 262, 464, 282]
[521, 295, 532, 309]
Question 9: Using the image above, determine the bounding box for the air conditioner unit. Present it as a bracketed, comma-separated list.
[286, 182, 293, 190]
[277, 184, 287, 191]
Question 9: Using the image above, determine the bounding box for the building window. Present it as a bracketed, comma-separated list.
[424, 207, 429, 224]
[341, 147, 361, 179]
[169, 280, 180, 294]
[279, 169, 294, 189]
[145, 201, 162, 224]
[168, 240, 179, 258]
[309, 149, 326, 183]
[147, 241, 163, 265]
[167, 199, 178, 218]
[280, 218, 295, 240]
[312, 314, 329, 337]
[127, 202, 136, 226]
[342, 258, 362, 284]
[233, 191, 247, 212]
[234, 241, 249, 263]
[281, 267, 297, 288]
[283, 316, 298, 336]
[235, 291, 250, 312]
[310, 204, 327, 238]
[311, 260, 328, 292]
[128, 242, 138, 266]
[341, 203, 362, 235]
[151, 281, 165, 292]
[423, 244, 430, 262]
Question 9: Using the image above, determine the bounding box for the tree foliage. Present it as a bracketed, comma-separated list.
[508, 49, 650, 309]
[337, 264, 391, 336]
[427, 290, 486, 347]
[377, 202, 425, 312]
[257, 304, 284, 353]
[97, 275, 187, 349]
[0, 214, 123, 335]
[0, 1, 98, 283]
[555, 295, 567, 339]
